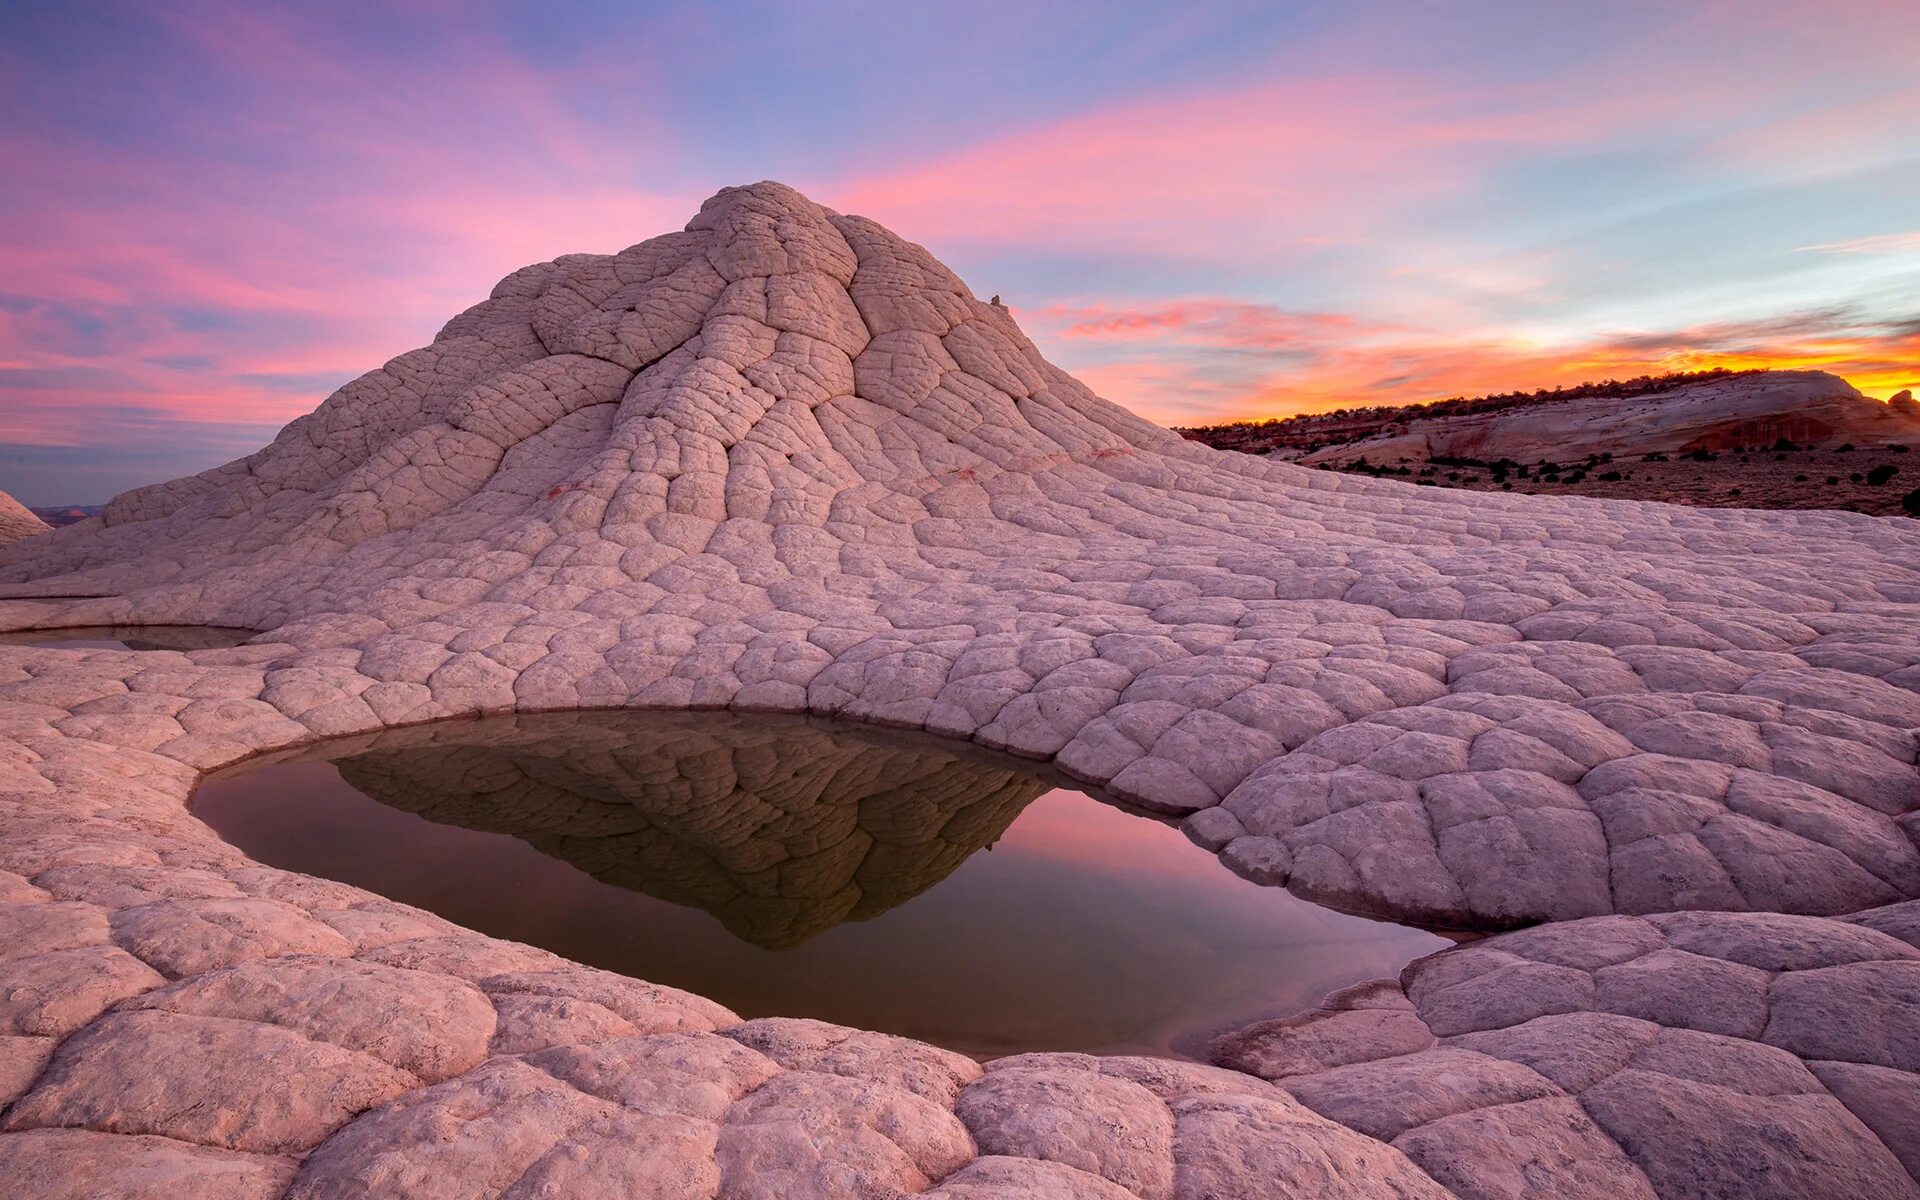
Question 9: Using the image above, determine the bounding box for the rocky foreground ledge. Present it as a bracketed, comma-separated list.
[0, 182, 1917, 1196]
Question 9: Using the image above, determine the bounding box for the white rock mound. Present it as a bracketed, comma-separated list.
[1, 180, 1917, 932]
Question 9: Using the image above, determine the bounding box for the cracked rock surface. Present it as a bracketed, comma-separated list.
[0, 181, 1916, 1195]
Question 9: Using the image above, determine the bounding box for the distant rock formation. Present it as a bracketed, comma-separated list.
[1300, 370, 1920, 466]
[0, 490, 49, 545]
[28, 504, 104, 529]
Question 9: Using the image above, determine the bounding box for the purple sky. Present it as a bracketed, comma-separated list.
[2, 0, 1917, 504]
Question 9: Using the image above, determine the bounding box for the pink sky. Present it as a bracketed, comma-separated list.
[1, 2, 1916, 502]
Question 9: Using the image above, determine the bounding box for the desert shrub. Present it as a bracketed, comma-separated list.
[1867, 464, 1898, 486]
[1773, 438, 1797, 451]
[1851, 473, 1864, 482]
[1894, 444, 1910, 453]
[1599, 471, 1622, 481]
[1903, 488, 1920, 517]
[1827, 476, 1840, 485]
[1794, 474, 1808, 482]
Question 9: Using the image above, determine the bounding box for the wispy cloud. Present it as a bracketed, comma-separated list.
[1798, 232, 1920, 256]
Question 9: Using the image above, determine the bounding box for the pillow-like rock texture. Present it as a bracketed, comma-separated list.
[0, 182, 1915, 1196]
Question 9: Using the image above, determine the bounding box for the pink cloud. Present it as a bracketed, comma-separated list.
[1798, 232, 1920, 256]
[822, 75, 1593, 266]
[1027, 300, 1398, 352]
[0, 10, 702, 446]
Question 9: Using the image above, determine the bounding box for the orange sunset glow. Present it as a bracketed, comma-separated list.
[1, 2, 1916, 502]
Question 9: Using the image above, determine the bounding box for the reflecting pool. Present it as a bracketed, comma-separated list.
[0, 625, 259, 651]
[192, 710, 1446, 1058]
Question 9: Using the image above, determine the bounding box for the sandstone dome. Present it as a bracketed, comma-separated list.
[1, 183, 1918, 1197]
[0, 180, 1190, 625]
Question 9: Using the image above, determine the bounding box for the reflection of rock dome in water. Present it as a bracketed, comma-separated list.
[320, 712, 1049, 948]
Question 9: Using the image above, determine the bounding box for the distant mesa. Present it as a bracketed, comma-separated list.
[28, 504, 105, 529]
[1290, 370, 1920, 468]
[0, 490, 51, 546]
[1292, 370, 1920, 467]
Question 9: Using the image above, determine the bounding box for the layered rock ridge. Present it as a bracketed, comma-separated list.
[0, 182, 1917, 1196]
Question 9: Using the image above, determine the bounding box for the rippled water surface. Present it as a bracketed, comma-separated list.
[0, 625, 258, 651]
[192, 711, 1445, 1057]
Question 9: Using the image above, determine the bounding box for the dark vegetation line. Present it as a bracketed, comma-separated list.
[1176, 368, 1764, 454]
[1175, 369, 1920, 517]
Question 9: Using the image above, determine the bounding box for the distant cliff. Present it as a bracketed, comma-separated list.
[1184, 370, 1920, 465]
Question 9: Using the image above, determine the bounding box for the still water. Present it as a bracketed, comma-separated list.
[192, 710, 1444, 1058]
[0, 625, 258, 651]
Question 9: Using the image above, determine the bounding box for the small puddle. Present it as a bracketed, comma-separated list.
[0, 625, 259, 651]
[192, 710, 1445, 1058]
